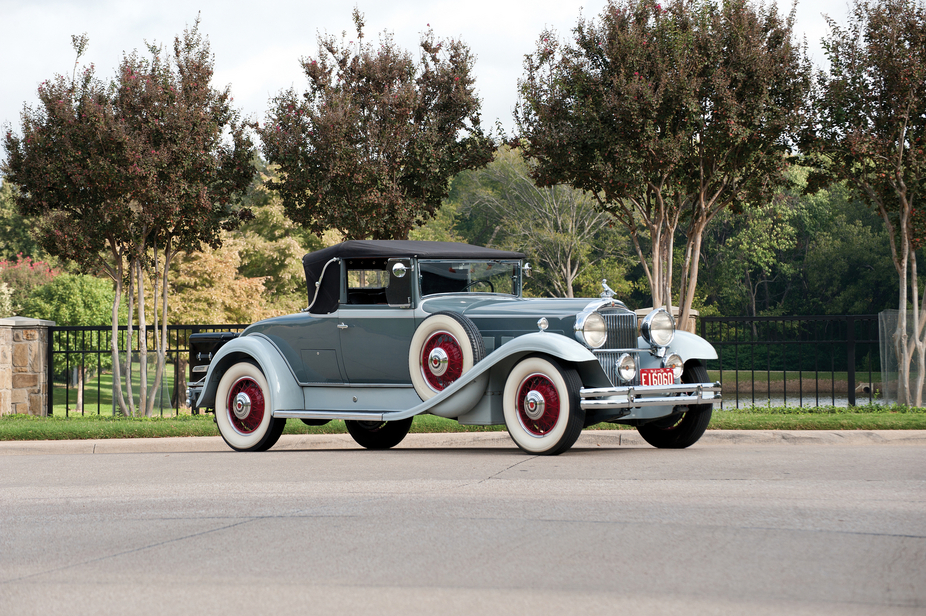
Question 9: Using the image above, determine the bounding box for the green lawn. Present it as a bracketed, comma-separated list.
[51, 364, 182, 417]
[2, 403, 924, 441]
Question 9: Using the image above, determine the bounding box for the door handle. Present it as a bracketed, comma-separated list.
[337, 323, 348, 329]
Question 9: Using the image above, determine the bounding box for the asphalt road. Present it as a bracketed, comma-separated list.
[1, 431, 924, 615]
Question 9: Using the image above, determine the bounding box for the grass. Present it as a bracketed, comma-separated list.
[50, 364, 180, 417]
[1, 403, 924, 441]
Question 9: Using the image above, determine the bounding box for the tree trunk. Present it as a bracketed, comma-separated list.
[137, 256, 149, 416]
[125, 259, 136, 416]
[110, 264, 131, 417]
[146, 243, 172, 416]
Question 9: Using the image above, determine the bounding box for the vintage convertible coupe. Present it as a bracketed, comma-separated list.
[188, 240, 721, 454]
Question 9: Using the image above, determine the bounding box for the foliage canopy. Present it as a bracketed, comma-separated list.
[516, 0, 811, 327]
[260, 9, 495, 240]
[801, 0, 926, 404]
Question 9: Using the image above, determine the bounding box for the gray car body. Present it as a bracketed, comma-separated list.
[194, 253, 719, 427]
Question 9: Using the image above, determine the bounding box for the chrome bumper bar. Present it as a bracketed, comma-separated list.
[579, 381, 722, 411]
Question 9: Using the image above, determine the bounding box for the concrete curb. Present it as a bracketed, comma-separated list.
[1, 429, 925, 456]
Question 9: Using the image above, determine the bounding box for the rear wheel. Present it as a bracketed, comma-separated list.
[637, 361, 712, 449]
[503, 356, 584, 455]
[215, 362, 286, 452]
[345, 417, 414, 450]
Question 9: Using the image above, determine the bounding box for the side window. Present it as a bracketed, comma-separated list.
[345, 260, 389, 305]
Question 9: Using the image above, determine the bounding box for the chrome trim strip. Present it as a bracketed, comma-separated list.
[592, 348, 641, 354]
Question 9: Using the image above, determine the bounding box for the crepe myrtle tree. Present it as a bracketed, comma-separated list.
[260, 8, 495, 240]
[516, 0, 810, 330]
[2, 21, 255, 417]
[801, 0, 926, 405]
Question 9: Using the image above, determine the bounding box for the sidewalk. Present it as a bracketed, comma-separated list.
[1, 429, 925, 455]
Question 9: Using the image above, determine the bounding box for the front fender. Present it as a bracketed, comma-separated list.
[667, 330, 718, 363]
[195, 333, 304, 412]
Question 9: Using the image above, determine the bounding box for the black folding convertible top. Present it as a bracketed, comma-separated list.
[302, 240, 525, 314]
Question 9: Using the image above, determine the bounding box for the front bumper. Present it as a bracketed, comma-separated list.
[579, 381, 722, 411]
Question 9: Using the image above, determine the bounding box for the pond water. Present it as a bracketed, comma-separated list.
[719, 393, 886, 409]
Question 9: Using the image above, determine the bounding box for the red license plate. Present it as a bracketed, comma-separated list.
[639, 368, 675, 386]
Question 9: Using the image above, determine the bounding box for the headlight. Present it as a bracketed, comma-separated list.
[641, 308, 675, 347]
[581, 312, 608, 349]
[663, 353, 684, 380]
[617, 353, 636, 381]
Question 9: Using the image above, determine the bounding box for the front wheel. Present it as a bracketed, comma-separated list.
[215, 362, 286, 452]
[345, 417, 414, 450]
[503, 356, 585, 455]
[637, 361, 712, 449]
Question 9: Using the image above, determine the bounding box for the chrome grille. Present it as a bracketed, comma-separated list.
[602, 310, 637, 349]
[598, 309, 639, 386]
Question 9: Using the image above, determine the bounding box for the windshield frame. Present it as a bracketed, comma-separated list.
[417, 259, 524, 298]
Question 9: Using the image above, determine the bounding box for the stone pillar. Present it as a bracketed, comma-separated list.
[0, 317, 55, 416]
[0, 320, 11, 415]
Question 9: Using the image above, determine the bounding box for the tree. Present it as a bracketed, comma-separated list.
[0, 254, 59, 314]
[233, 160, 322, 311]
[696, 169, 895, 317]
[21, 273, 116, 410]
[2, 22, 255, 416]
[0, 181, 43, 261]
[516, 0, 811, 328]
[801, 0, 926, 404]
[168, 237, 272, 324]
[259, 8, 495, 240]
[453, 147, 620, 298]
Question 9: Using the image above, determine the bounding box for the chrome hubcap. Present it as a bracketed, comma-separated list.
[233, 392, 252, 420]
[428, 347, 449, 376]
[523, 390, 545, 420]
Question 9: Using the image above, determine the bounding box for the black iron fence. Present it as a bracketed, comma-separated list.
[699, 315, 881, 408]
[48, 315, 882, 416]
[47, 324, 246, 417]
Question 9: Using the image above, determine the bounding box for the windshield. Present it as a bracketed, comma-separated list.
[418, 260, 521, 297]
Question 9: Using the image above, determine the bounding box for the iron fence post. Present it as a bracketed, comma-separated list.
[847, 316, 856, 406]
[46, 326, 54, 417]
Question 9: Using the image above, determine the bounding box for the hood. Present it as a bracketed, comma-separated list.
[420, 295, 601, 318]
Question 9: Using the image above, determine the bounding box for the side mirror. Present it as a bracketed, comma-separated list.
[523, 262, 532, 278]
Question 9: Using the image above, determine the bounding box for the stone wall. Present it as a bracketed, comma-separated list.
[0, 317, 54, 416]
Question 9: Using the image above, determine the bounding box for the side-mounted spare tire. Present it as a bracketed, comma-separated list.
[408, 311, 485, 400]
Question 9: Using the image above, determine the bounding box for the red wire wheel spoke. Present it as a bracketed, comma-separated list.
[517, 374, 560, 436]
[420, 331, 464, 391]
[227, 377, 265, 434]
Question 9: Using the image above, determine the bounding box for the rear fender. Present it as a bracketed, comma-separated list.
[195, 334, 304, 412]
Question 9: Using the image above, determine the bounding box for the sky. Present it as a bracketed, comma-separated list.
[1, 0, 851, 141]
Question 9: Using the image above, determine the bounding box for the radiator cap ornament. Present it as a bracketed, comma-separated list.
[600, 279, 616, 299]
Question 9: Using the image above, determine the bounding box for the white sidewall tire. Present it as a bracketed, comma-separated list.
[215, 362, 273, 451]
[503, 357, 571, 454]
[409, 313, 476, 400]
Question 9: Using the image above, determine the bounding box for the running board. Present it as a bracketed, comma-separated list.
[273, 409, 404, 422]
